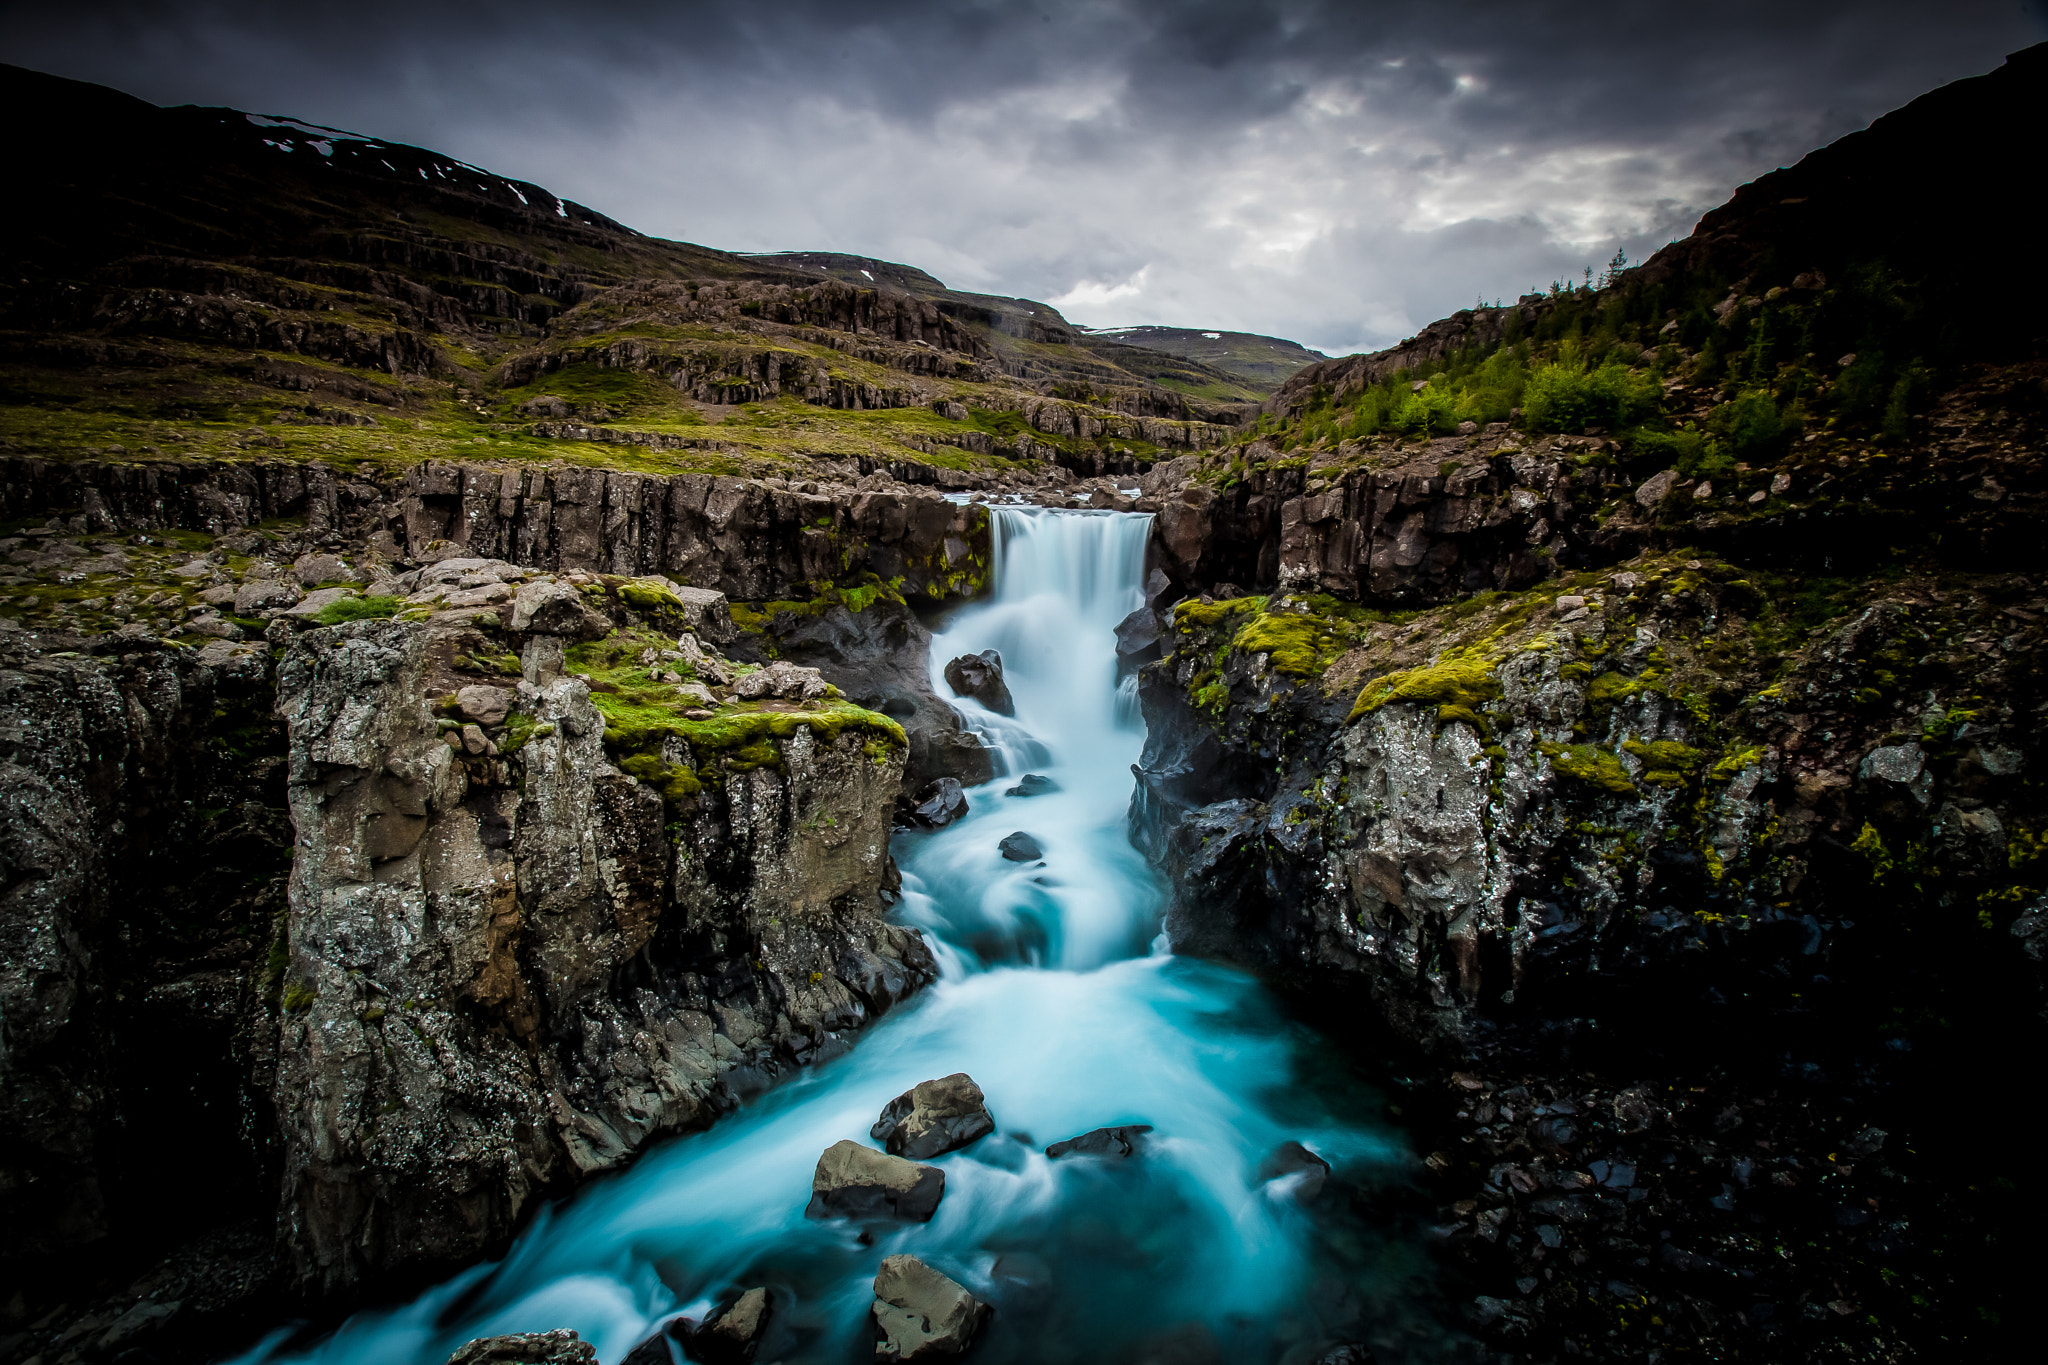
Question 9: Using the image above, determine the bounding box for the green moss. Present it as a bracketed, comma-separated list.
[1435, 704, 1489, 733]
[1350, 652, 1502, 723]
[618, 580, 687, 615]
[730, 575, 907, 634]
[1538, 741, 1638, 795]
[619, 751, 705, 804]
[1708, 746, 1766, 780]
[309, 594, 404, 626]
[1622, 738, 1703, 771]
[1232, 606, 1350, 678]
[281, 981, 316, 1013]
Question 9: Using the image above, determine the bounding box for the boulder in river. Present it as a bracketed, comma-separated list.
[871, 1073, 996, 1159]
[1258, 1140, 1332, 1203]
[1045, 1124, 1153, 1159]
[943, 649, 1014, 715]
[683, 1286, 773, 1364]
[998, 831, 1044, 862]
[446, 1330, 596, 1365]
[908, 777, 970, 827]
[807, 1139, 946, 1221]
[1005, 773, 1058, 797]
[871, 1254, 992, 1361]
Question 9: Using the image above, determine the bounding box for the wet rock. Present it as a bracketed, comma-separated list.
[943, 649, 1013, 715]
[871, 1073, 996, 1159]
[909, 777, 969, 827]
[998, 831, 1044, 862]
[446, 1330, 597, 1365]
[1258, 1140, 1331, 1202]
[1005, 773, 1058, 797]
[1114, 606, 1166, 673]
[871, 1254, 991, 1362]
[1046, 1124, 1152, 1158]
[807, 1140, 945, 1221]
[685, 1287, 772, 1365]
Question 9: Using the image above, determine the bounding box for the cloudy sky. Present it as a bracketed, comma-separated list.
[4, 1, 2042, 356]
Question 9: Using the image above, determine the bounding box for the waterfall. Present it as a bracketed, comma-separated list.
[237, 510, 1443, 1365]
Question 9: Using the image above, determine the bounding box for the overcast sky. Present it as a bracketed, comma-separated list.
[5, 1, 2042, 356]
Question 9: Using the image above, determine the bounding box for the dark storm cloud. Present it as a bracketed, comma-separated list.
[4, 1, 2041, 353]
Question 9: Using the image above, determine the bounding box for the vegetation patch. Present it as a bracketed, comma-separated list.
[1350, 652, 1502, 723]
[1538, 741, 1639, 795]
[309, 594, 404, 626]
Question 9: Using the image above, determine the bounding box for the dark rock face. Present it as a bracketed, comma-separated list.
[0, 639, 289, 1309]
[942, 648, 1014, 715]
[1114, 606, 1167, 675]
[446, 1330, 597, 1365]
[806, 1140, 945, 1222]
[871, 1074, 997, 1160]
[908, 777, 970, 828]
[1005, 773, 1058, 797]
[871, 1255, 991, 1362]
[1046, 1125, 1153, 1159]
[997, 831, 1044, 862]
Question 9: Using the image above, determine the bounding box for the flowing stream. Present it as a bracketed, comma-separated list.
[241, 509, 1445, 1365]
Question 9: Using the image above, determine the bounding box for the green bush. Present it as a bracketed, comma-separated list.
[1521, 361, 1657, 433]
[1707, 390, 1800, 461]
[1628, 427, 1733, 481]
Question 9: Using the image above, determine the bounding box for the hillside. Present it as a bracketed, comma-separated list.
[745, 251, 1279, 403]
[0, 65, 1249, 487]
[1082, 324, 1328, 393]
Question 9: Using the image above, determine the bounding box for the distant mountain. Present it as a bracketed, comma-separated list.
[745, 252, 1282, 402]
[1081, 325, 1329, 390]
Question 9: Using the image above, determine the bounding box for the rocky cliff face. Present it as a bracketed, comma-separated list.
[272, 609, 930, 1294]
[0, 455, 996, 607]
[0, 481, 949, 1351]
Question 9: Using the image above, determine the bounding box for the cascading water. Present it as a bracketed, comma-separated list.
[238, 509, 1448, 1365]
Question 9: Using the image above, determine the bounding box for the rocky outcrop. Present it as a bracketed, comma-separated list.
[1134, 559, 2048, 1048]
[445, 1331, 597, 1365]
[0, 456, 996, 607]
[270, 603, 932, 1294]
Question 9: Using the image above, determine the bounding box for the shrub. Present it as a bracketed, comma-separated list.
[1708, 389, 1800, 461]
[1522, 361, 1657, 433]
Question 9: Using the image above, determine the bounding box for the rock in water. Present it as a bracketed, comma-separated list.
[909, 778, 969, 827]
[1045, 1124, 1153, 1158]
[684, 1287, 773, 1365]
[871, 1255, 992, 1361]
[871, 1074, 997, 1159]
[1005, 773, 1058, 797]
[942, 649, 1014, 715]
[807, 1140, 946, 1221]
[1258, 1140, 1332, 1202]
[997, 831, 1044, 862]
[446, 1330, 597, 1365]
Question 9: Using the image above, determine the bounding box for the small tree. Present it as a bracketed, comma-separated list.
[1600, 246, 1629, 287]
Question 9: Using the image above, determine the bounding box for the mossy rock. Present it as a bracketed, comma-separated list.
[1350, 653, 1502, 723]
[1538, 741, 1638, 795]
